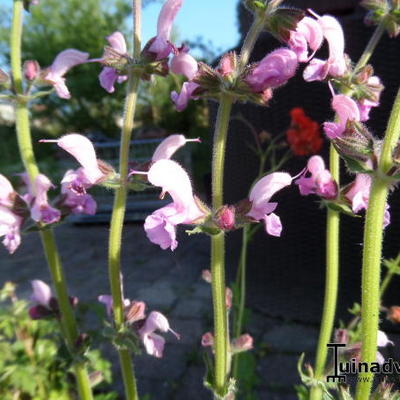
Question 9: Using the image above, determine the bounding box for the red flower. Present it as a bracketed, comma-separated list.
[286, 107, 323, 156]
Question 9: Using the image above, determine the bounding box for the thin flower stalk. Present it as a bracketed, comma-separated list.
[10, 1, 93, 399]
[355, 87, 400, 400]
[107, 1, 141, 399]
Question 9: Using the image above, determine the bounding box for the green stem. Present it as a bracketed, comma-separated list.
[232, 224, 249, 380]
[310, 144, 340, 400]
[107, 2, 141, 399]
[11, 2, 93, 399]
[355, 87, 400, 400]
[211, 94, 233, 395]
[380, 270, 394, 298]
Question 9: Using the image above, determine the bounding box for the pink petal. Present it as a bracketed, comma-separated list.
[99, 67, 119, 93]
[46, 49, 89, 80]
[106, 32, 127, 54]
[170, 51, 198, 80]
[143, 333, 166, 358]
[144, 208, 178, 251]
[264, 213, 282, 237]
[57, 134, 104, 184]
[0, 174, 14, 207]
[152, 134, 190, 161]
[303, 58, 329, 82]
[31, 280, 52, 306]
[171, 81, 199, 111]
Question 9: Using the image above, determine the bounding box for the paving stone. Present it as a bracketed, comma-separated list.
[136, 281, 178, 311]
[257, 354, 300, 389]
[171, 297, 211, 319]
[135, 343, 190, 380]
[174, 366, 209, 400]
[262, 324, 318, 353]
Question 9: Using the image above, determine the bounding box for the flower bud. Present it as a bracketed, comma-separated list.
[216, 52, 236, 77]
[215, 205, 235, 231]
[29, 305, 53, 320]
[201, 269, 212, 283]
[334, 328, 349, 344]
[23, 60, 40, 81]
[125, 301, 146, 324]
[201, 332, 214, 347]
[225, 288, 233, 309]
[0, 69, 10, 87]
[387, 306, 400, 323]
[170, 50, 198, 80]
[231, 334, 254, 353]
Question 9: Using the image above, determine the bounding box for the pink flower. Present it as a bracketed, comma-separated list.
[98, 294, 131, 317]
[0, 174, 15, 207]
[23, 60, 40, 81]
[148, 0, 184, 60]
[246, 172, 292, 236]
[345, 173, 390, 226]
[288, 17, 324, 62]
[295, 155, 337, 199]
[61, 170, 97, 215]
[30, 174, 61, 224]
[231, 334, 254, 353]
[201, 269, 212, 283]
[323, 94, 360, 139]
[171, 81, 200, 111]
[143, 159, 205, 250]
[201, 332, 214, 347]
[170, 48, 198, 80]
[303, 15, 347, 81]
[31, 280, 52, 307]
[152, 134, 200, 162]
[357, 98, 379, 122]
[41, 134, 104, 184]
[216, 205, 235, 231]
[99, 32, 128, 93]
[45, 49, 89, 99]
[0, 206, 22, 254]
[245, 48, 298, 92]
[139, 311, 179, 358]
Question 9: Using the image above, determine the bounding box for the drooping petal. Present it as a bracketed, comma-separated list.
[264, 213, 282, 237]
[170, 51, 198, 80]
[142, 332, 166, 357]
[106, 32, 127, 54]
[0, 174, 15, 207]
[171, 81, 199, 111]
[377, 330, 394, 347]
[98, 295, 114, 317]
[31, 280, 52, 307]
[99, 67, 119, 93]
[245, 48, 298, 92]
[0, 206, 22, 254]
[56, 134, 104, 184]
[303, 58, 330, 82]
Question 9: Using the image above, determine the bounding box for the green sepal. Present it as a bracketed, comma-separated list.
[323, 200, 358, 217]
[265, 7, 305, 42]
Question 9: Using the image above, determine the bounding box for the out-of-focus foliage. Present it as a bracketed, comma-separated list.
[0, 282, 117, 400]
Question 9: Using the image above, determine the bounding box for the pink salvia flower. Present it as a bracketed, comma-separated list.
[323, 94, 360, 139]
[143, 159, 205, 250]
[98, 294, 131, 317]
[152, 134, 200, 162]
[0, 206, 22, 254]
[171, 81, 200, 111]
[288, 16, 324, 62]
[139, 311, 179, 358]
[295, 155, 337, 199]
[42, 134, 104, 184]
[345, 173, 391, 226]
[201, 332, 214, 347]
[45, 49, 89, 99]
[231, 334, 254, 353]
[0, 174, 15, 207]
[170, 49, 198, 80]
[246, 172, 292, 236]
[303, 15, 347, 81]
[148, 0, 184, 60]
[30, 174, 61, 224]
[99, 32, 128, 93]
[245, 48, 298, 92]
[31, 280, 52, 307]
[358, 98, 379, 122]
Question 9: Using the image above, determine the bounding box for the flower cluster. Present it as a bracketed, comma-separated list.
[98, 294, 179, 358]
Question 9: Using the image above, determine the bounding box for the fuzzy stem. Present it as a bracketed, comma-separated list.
[107, 2, 141, 399]
[11, 2, 93, 399]
[310, 146, 340, 400]
[355, 87, 400, 400]
[211, 94, 233, 395]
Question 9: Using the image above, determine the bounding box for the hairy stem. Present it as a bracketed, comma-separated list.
[211, 95, 233, 395]
[355, 87, 400, 400]
[11, 2, 93, 399]
[107, 1, 141, 399]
